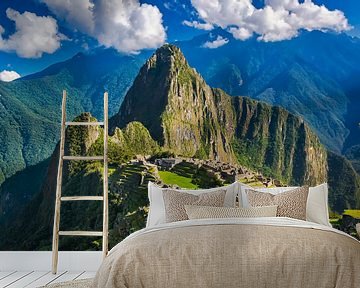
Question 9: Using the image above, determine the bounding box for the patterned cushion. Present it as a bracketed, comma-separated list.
[162, 189, 226, 223]
[184, 205, 278, 219]
[245, 186, 309, 220]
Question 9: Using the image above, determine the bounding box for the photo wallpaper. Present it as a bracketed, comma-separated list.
[0, 0, 359, 250]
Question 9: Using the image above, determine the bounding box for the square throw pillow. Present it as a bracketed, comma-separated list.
[162, 189, 226, 223]
[184, 205, 278, 220]
[146, 181, 239, 227]
[239, 183, 331, 226]
[245, 186, 309, 220]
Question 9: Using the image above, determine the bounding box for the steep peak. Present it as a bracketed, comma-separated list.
[143, 44, 189, 75]
[110, 44, 204, 142]
[151, 44, 185, 63]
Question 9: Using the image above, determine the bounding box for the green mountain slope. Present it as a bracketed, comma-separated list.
[0, 113, 159, 250]
[328, 151, 360, 212]
[177, 30, 360, 154]
[0, 49, 147, 185]
[112, 44, 327, 186]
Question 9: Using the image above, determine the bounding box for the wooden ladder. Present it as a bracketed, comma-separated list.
[52, 90, 109, 274]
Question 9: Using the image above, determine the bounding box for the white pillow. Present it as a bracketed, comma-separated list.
[239, 183, 331, 227]
[146, 182, 239, 228]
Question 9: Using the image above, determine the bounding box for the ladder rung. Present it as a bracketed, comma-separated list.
[65, 122, 104, 126]
[61, 196, 103, 201]
[59, 231, 103, 237]
[63, 156, 104, 160]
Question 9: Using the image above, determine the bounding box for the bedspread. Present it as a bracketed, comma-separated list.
[92, 218, 360, 288]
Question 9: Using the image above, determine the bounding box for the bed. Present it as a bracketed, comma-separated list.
[92, 183, 360, 288]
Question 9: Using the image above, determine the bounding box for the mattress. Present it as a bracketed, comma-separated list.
[92, 217, 360, 288]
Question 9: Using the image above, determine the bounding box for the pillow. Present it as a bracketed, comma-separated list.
[305, 183, 330, 227]
[162, 189, 226, 223]
[184, 205, 278, 220]
[146, 181, 239, 227]
[239, 183, 331, 226]
[245, 186, 309, 220]
[239, 184, 298, 207]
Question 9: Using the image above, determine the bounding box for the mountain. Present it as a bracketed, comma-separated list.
[1, 44, 359, 250]
[2, 30, 360, 188]
[328, 151, 360, 211]
[2, 30, 360, 191]
[110, 44, 359, 211]
[0, 49, 148, 186]
[175, 30, 360, 155]
[112, 44, 327, 186]
[0, 113, 159, 250]
[345, 145, 360, 174]
[0, 29, 360, 189]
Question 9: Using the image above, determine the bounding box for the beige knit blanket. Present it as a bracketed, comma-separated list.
[93, 218, 360, 288]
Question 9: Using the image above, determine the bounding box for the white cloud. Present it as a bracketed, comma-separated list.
[202, 35, 229, 48]
[42, 0, 166, 54]
[0, 8, 65, 58]
[189, 0, 351, 42]
[229, 27, 253, 40]
[91, 0, 166, 53]
[183, 20, 214, 30]
[0, 70, 21, 82]
[42, 0, 94, 34]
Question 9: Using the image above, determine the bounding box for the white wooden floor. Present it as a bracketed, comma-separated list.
[0, 251, 102, 288]
[0, 270, 95, 288]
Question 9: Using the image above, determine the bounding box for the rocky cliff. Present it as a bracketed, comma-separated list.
[112, 44, 327, 186]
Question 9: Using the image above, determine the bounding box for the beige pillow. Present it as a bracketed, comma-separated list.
[162, 189, 226, 223]
[185, 205, 278, 220]
[245, 186, 309, 220]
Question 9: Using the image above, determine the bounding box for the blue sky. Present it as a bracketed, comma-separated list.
[0, 0, 359, 78]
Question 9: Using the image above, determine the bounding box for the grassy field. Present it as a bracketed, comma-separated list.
[238, 177, 273, 188]
[158, 171, 198, 189]
[343, 210, 360, 219]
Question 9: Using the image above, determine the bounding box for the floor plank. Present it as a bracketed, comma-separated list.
[24, 271, 66, 288]
[7, 271, 49, 288]
[75, 271, 96, 280]
[0, 252, 102, 272]
[0, 271, 95, 288]
[0, 271, 32, 288]
[0, 272, 16, 281]
[48, 271, 83, 285]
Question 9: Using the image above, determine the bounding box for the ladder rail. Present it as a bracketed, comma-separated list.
[102, 92, 109, 259]
[59, 231, 103, 237]
[52, 90, 67, 274]
[65, 121, 104, 126]
[63, 156, 104, 161]
[61, 196, 103, 201]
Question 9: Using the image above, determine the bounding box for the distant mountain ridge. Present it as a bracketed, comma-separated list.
[0, 49, 148, 185]
[176, 30, 360, 155]
[1, 30, 359, 188]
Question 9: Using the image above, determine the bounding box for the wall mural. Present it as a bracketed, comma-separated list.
[0, 0, 359, 252]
